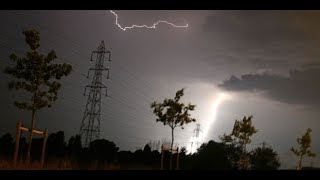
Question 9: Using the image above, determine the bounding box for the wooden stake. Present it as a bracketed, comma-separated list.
[40, 129, 48, 168]
[13, 121, 22, 168]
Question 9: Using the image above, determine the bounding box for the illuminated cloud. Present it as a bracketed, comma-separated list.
[219, 66, 320, 108]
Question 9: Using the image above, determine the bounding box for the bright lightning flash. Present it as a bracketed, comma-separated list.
[187, 92, 231, 154]
[109, 10, 189, 31]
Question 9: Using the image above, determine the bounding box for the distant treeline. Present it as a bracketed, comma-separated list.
[0, 131, 280, 170]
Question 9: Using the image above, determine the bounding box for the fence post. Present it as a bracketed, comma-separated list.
[40, 129, 48, 168]
[13, 121, 22, 168]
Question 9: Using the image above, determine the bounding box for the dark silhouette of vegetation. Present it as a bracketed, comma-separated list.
[0, 26, 302, 171]
[67, 135, 82, 161]
[46, 131, 67, 159]
[0, 129, 284, 170]
[192, 140, 232, 170]
[118, 150, 135, 168]
[3, 29, 73, 162]
[249, 143, 280, 170]
[151, 88, 196, 169]
[291, 128, 316, 170]
[0, 133, 14, 160]
[30, 138, 45, 161]
[220, 115, 258, 169]
[175, 147, 190, 170]
[89, 139, 119, 169]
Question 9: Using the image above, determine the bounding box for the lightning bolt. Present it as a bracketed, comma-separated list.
[109, 10, 189, 31]
[187, 93, 231, 154]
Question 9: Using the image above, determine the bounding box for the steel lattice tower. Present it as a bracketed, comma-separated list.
[79, 41, 111, 147]
[194, 123, 202, 150]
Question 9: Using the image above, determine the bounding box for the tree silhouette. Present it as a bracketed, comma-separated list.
[151, 88, 196, 170]
[4, 29, 72, 162]
[67, 135, 82, 161]
[220, 115, 258, 169]
[291, 128, 316, 170]
[250, 142, 280, 170]
[46, 131, 67, 159]
[0, 133, 14, 160]
[118, 150, 134, 169]
[176, 146, 190, 170]
[89, 139, 119, 169]
[193, 140, 232, 170]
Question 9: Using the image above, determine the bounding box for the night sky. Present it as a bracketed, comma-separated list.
[1, 10, 320, 169]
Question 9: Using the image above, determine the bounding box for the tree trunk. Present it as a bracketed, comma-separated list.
[26, 109, 36, 165]
[298, 155, 303, 170]
[170, 128, 174, 170]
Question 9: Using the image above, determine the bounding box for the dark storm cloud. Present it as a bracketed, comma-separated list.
[219, 66, 320, 107]
[203, 11, 308, 46]
[200, 10, 320, 76]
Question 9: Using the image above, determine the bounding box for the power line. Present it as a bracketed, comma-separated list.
[0, 13, 196, 149]
[79, 41, 111, 147]
[4, 11, 165, 100]
[0, 42, 156, 121]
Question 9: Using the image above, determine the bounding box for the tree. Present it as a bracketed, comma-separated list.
[151, 88, 196, 170]
[67, 135, 82, 161]
[118, 150, 134, 168]
[89, 139, 119, 169]
[291, 128, 316, 170]
[193, 140, 232, 170]
[4, 29, 72, 162]
[46, 131, 67, 158]
[220, 115, 258, 169]
[142, 144, 153, 165]
[250, 142, 280, 170]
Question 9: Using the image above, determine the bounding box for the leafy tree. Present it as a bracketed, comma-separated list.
[223, 143, 243, 169]
[291, 128, 316, 170]
[220, 115, 258, 169]
[4, 29, 72, 162]
[250, 142, 280, 170]
[193, 140, 232, 170]
[89, 139, 119, 169]
[151, 88, 196, 169]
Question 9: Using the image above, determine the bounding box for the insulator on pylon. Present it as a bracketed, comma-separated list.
[79, 41, 111, 148]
